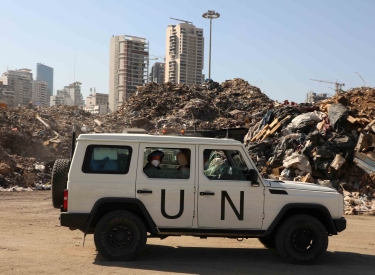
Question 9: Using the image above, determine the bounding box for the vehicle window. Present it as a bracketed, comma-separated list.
[82, 145, 132, 174]
[203, 149, 247, 181]
[143, 147, 190, 179]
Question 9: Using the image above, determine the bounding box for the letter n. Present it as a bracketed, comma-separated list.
[221, 191, 244, 220]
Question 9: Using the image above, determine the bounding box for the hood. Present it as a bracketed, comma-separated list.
[263, 179, 337, 193]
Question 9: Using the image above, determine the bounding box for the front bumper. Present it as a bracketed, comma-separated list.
[60, 213, 89, 232]
[333, 217, 346, 232]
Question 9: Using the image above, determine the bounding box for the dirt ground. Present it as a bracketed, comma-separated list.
[1, 192, 375, 275]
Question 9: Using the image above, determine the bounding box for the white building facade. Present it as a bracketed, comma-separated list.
[50, 82, 84, 107]
[165, 23, 204, 85]
[109, 35, 149, 113]
[0, 69, 33, 106]
[32, 80, 49, 106]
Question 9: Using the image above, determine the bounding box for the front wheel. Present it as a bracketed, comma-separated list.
[275, 214, 328, 264]
[94, 210, 147, 261]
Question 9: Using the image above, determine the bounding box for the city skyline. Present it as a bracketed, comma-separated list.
[1, 0, 375, 103]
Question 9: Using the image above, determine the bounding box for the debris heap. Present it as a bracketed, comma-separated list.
[0, 78, 272, 188]
[245, 87, 375, 215]
[111, 78, 273, 131]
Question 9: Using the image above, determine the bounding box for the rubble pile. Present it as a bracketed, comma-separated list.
[245, 88, 375, 214]
[0, 78, 272, 189]
[111, 78, 273, 131]
[0, 105, 94, 188]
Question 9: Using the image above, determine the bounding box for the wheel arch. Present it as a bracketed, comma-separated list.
[84, 198, 158, 234]
[264, 203, 337, 236]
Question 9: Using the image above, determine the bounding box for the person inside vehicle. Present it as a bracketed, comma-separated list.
[143, 150, 165, 178]
[176, 151, 190, 179]
[203, 150, 213, 170]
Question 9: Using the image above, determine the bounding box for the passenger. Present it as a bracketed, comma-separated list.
[143, 150, 165, 178]
[203, 150, 213, 170]
[176, 152, 190, 179]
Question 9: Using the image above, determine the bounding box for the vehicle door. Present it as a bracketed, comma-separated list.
[136, 143, 195, 228]
[197, 145, 264, 229]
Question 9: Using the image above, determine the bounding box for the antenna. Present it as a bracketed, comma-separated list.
[74, 54, 76, 82]
[170, 17, 193, 24]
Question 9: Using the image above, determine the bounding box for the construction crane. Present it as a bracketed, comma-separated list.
[310, 79, 345, 95]
[170, 17, 193, 24]
[149, 54, 165, 60]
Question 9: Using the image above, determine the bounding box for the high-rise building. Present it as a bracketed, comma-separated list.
[109, 35, 149, 113]
[165, 23, 204, 85]
[0, 69, 33, 106]
[149, 62, 165, 83]
[50, 82, 84, 107]
[36, 63, 54, 96]
[32, 81, 49, 106]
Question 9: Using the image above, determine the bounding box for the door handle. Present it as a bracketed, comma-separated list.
[251, 182, 260, 187]
[137, 190, 152, 194]
[200, 192, 215, 196]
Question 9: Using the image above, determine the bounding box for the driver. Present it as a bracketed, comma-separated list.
[143, 150, 165, 178]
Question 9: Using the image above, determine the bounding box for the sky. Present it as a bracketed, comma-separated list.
[0, 0, 374, 103]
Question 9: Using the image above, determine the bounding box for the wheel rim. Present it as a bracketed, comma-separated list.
[108, 225, 133, 249]
[291, 229, 314, 252]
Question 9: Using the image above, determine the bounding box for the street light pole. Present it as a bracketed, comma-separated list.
[202, 10, 220, 80]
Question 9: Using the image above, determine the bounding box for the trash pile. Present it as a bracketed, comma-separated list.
[245, 88, 375, 215]
[0, 78, 273, 189]
[112, 78, 273, 131]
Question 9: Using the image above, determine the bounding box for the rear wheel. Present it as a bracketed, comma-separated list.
[275, 214, 328, 264]
[51, 159, 70, 208]
[94, 210, 147, 261]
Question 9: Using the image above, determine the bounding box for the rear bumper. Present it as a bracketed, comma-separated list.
[60, 213, 89, 232]
[333, 217, 346, 232]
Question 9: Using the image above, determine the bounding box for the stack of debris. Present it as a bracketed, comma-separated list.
[245, 88, 375, 214]
[0, 78, 273, 189]
[112, 78, 273, 132]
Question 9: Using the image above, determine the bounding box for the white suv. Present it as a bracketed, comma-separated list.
[52, 133, 346, 264]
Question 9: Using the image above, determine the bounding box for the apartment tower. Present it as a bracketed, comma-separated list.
[165, 23, 204, 85]
[0, 69, 33, 106]
[36, 63, 54, 96]
[109, 35, 149, 113]
[149, 62, 165, 83]
[32, 80, 49, 106]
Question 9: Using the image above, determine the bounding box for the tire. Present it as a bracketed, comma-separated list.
[258, 237, 276, 248]
[51, 159, 70, 209]
[94, 210, 147, 261]
[275, 214, 328, 264]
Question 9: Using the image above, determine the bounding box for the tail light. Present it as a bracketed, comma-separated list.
[181, 129, 185, 135]
[63, 189, 68, 211]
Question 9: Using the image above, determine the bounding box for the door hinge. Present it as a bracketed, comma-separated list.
[194, 187, 196, 194]
[262, 213, 265, 220]
[193, 210, 195, 217]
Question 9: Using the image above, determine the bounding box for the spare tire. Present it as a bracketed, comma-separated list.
[51, 159, 71, 209]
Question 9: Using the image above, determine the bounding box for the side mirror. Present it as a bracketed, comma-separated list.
[246, 169, 258, 183]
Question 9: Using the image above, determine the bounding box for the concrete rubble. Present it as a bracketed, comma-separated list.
[0, 78, 273, 190]
[114, 78, 273, 131]
[1, 80, 375, 215]
[245, 87, 375, 215]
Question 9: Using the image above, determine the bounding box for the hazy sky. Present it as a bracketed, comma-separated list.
[1, 0, 374, 103]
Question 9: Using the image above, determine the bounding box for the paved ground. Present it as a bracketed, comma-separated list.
[1, 191, 375, 275]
